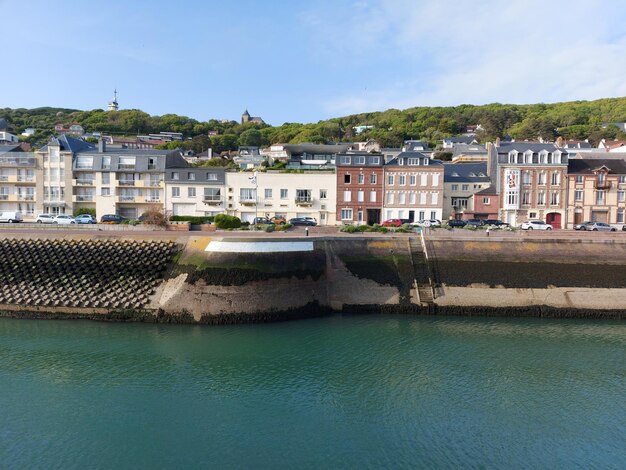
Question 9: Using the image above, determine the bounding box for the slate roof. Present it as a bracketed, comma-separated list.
[495, 142, 561, 153]
[567, 158, 626, 175]
[385, 151, 442, 166]
[445, 136, 477, 144]
[443, 162, 491, 183]
[284, 143, 352, 156]
[0, 144, 23, 154]
[40, 134, 95, 153]
[451, 144, 487, 158]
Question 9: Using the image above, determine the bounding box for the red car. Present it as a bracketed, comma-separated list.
[382, 218, 409, 227]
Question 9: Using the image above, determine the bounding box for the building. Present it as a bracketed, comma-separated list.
[335, 152, 384, 225]
[241, 109, 264, 125]
[566, 158, 626, 228]
[383, 152, 444, 223]
[0, 144, 37, 219]
[0, 132, 19, 144]
[165, 167, 226, 217]
[442, 135, 479, 149]
[450, 143, 488, 163]
[442, 162, 491, 220]
[488, 142, 568, 228]
[54, 123, 85, 136]
[285, 143, 351, 170]
[108, 89, 119, 112]
[70, 139, 188, 219]
[225, 171, 336, 225]
[21, 128, 36, 137]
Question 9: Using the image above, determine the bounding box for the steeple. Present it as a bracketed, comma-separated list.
[107, 89, 119, 112]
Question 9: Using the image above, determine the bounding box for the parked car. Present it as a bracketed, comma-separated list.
[74, 214, 97, 224]
[52, 215, 75, 225]
[577, 221, 616, 232]
[413, 219, 442, 228]
[0, 211, 23, 223]
[36, 213, 55, 224]
[382, 218, 411, 227]
[483, 219, 509, 227]
[623, 225, 626, 231]
[466, 218, 484, 227]
[253, 217, 274, 225]
[100, 214, 127, 224]
[289, 217, 317, 226]
[574, 221, 593, 230]
[270, 216, 287, 225]
[446, 219, 467, 227]
[520, 220, 552, 230]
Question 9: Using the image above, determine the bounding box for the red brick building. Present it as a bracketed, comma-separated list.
[335, 152, 384, 224]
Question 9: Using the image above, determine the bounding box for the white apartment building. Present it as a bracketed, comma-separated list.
[224, 171, 337, 224]
[164, 167, 226, 216]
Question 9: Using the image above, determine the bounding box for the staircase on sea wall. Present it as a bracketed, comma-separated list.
[409, 236, 435, 308]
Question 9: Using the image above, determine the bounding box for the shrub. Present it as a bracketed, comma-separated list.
[377, 226, 389, 233]
[263, 224, 275, 233]
[356, 225, 370, 232]
[169, 215, 212, 225]
[214, 214, 241, 229]
[275, 223, 292, 231]
[340, 224, 358, 233]
[141, 205, 168, 227]
[396, 224, 413, 233]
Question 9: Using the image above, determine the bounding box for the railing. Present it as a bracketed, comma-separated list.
[295, 197, 313, 206]
[75, 195, 94, 202]
[239, 198, 256, 205]
[76, 179, 94, 185]
[145, 197, 161, 203]
[0, 176, 7, 181]
[119, 195, 135, 202]
[17, 195, 34, 201]
[118, 164, 136, 170]
[0, 195, 8, 200]
[203, 196, 223, 204]
[146, 180, 162, 187]
[118, 180, 136, 186]
[595, 181, 611, 190]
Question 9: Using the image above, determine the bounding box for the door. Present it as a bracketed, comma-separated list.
[574, 210, 582, 225]
[366, 209, 380, 225]
[408, 210, 415, 223]
[546, 212, 561, 229]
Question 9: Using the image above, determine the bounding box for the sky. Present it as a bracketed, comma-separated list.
[3, 0, 626, 125]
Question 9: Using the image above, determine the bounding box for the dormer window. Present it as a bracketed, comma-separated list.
[407, 158, 419, 165]
[524, 150, 532, 164]
[451, 172, 459, 177]
[423, 158, 429, 166]
[539, 150, 548, 164]
[552, 151, 562, 164]
[508, 151, 518, 164]
[469, 172, 476, 177]
[398, 158, 404, 166]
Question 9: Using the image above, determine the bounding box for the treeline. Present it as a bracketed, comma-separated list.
[2, 96, 626, 152]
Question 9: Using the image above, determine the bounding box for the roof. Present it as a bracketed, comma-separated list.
[444, 162, 491, 182]
[567, 158, 626, 175]
[444, 136, 477, 144]
[284, 143, 352, 155]
[0, 144, 23, 154]
[39, 134, 95, 153]
[452, 144, 487, 157]
[495, 142, 562, 153]
[386, 151, 442, 167]
[403, 140, 430, 151]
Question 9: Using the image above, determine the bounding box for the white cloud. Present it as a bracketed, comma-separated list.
[302, 0, 626, 116]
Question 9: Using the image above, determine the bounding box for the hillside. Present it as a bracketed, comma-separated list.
[2, 97, 626, 151]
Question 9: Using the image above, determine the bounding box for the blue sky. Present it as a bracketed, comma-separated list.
[3, 0, 626, 125]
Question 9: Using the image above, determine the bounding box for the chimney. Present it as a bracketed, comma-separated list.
[98, 138, 106, 153]
[495, 137, 501, 147]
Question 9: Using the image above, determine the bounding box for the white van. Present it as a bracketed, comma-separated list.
[0, 211, 23, 223]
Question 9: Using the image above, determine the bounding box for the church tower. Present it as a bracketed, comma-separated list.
[107, 89, 119, 112]
[241, 109, 250, 124]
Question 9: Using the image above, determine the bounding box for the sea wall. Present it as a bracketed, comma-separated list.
[0, 233, 624, 322]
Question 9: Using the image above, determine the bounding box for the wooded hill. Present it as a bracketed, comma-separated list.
[2, 96, 626, 152]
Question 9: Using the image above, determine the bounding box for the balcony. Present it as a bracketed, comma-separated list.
[239, 198, 256, 205]
[595, 181, 611, 190]
[73, 179, 94, 186]
[118, 164, 136, 170]
[17, 194, 35, 201]
[295, 197, 313, 207]
[72, 195, 94, 202]
[118, 195, 136, 202]
[118, 180, 136, 186]
[145, 197, 161, 203]
[136, 180, 163, 188]
[203, 196, 223, 205]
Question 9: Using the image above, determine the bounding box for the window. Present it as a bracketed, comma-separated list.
[118, 157, 135, 170]
[355, 156, 365, 165]
[409, 193, 416, 204]
[101, 156, 111, 170]
[408, 158, 419, 165]
[386, 192, 394, 204]
[399, 175, 406, 185]
[341, 209, 353, 220]
[419, 192, 426, 205]
[370, 174, 377, 184]
[370, 191, 376, 202]
[265, 188, 273, 199]
[432, 174, 439, 186]
[522, 171, 531, 185]
[538, 172, 546, 185]
[522, 191, 531, 205]
[596, 190, 605, 205]
[296, 189, 312, 203]
[451, 184, 458, 191]
[420, 174, 428, 186]
[101, 172, 110, 185]
[431, 192, 438, 204]
[537, 191, 545, 205]
[204, 188, 221, 202]
[206, 173, 218, 181]
[358, 174, 365, 184]
[618, 208, 624, 224]
[357, 191, 364, 202]
[575, 175, 583, 184]
[343, 190, 351, 202]
[172, 187, 180, 197]
[357, 211, 363, 222]
[370, 156, 380, 165]
[340, 156, 351, 164]
[188, 187, 196, 198]
[419, 211, 425, 220]
[483, 197, 490, 205]
[618, 175, 626, 184]
[320, 189, 327, 199]
[76, 156, 93, 169]
[101, 187, 110, 196]
[344, 174, 351, 184]
[148, 157, 157, 170]
[399, 193, 405, 204]
[280, 189, 288, 199]
[240, 188, 256, 201]
[188, 172, 196, 181]
[551, 172, 560, 185]
[529, 212, 537, 219]
[387, 175, 394, 185]
[172, 172, 180, 180]
[575, 190, 583, 201]
[430, 211, 437, 220]
[618, 191, 625, 202]
[410, 175, 416, 185]
[461, 184, 469, 191]
[550, 192, 559, 205]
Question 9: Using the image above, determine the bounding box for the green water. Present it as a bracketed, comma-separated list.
[0, 315, 624, 469]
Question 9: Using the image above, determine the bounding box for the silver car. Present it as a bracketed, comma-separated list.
[580, 222, 616, 232]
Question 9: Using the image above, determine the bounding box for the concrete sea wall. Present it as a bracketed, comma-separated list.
[0, 233, 624, 322]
